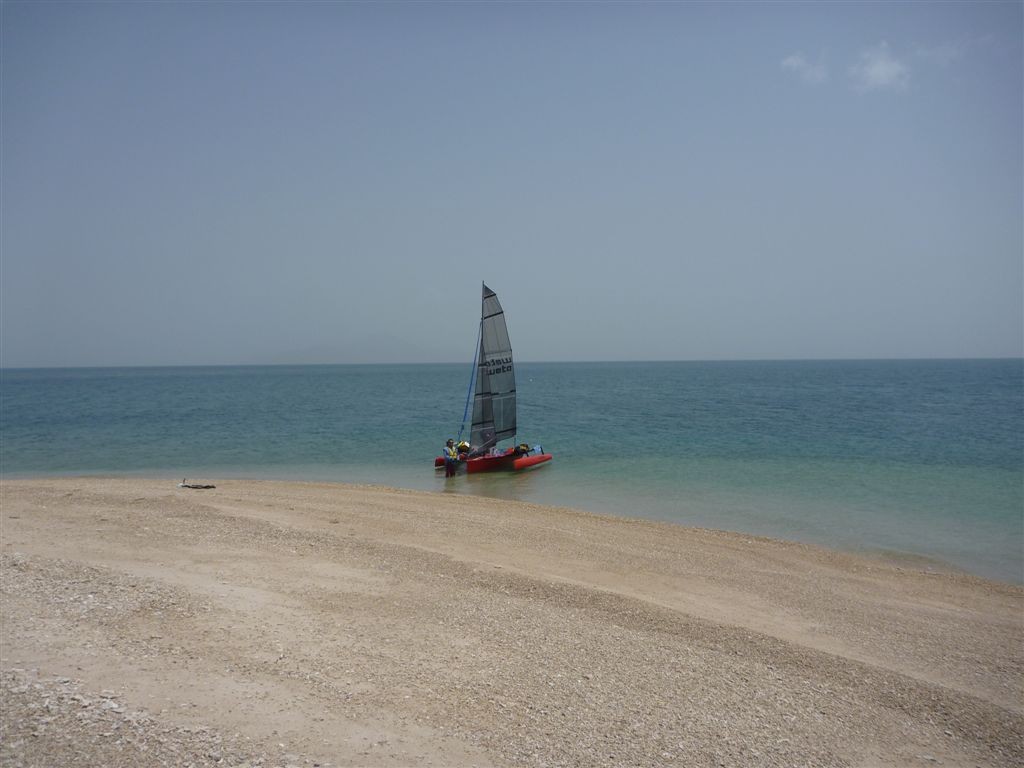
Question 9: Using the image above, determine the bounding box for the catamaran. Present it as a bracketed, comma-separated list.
[435, 283, 553, 474]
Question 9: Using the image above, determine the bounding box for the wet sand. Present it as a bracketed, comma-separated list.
[1, 477, 1021, 767]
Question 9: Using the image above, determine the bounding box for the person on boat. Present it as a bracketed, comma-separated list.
[443, 438, 460, 477]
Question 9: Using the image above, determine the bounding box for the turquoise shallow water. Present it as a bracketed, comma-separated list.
[2, 360, 1021, 583]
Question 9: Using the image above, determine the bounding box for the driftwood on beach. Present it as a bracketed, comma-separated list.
[2, 477, 1021, 767]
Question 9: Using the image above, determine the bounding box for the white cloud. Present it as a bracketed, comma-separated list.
[850, 42, 910, 92]
[781, 53, 828, 85]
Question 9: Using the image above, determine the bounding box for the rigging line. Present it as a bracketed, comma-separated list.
[457, 317, 482, 443]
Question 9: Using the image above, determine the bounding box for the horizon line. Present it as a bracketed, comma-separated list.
[2, 355, 1023, 372]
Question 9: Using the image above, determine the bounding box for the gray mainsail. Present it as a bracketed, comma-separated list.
[470, 284, 516, 452]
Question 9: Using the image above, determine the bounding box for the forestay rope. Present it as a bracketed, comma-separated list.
[457, 318, 482, 444]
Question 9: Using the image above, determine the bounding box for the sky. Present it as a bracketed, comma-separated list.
[2, 1, 1021, 367]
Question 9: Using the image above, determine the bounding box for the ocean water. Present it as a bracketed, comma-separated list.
[2, 360, 1021, 584]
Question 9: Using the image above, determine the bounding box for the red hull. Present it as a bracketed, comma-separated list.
[512, 453, 553, 470]
[434, 449, 552, 473]
[467, 451, 553, 473]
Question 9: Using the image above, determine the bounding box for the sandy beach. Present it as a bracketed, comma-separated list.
[1, 477, 1021, 767]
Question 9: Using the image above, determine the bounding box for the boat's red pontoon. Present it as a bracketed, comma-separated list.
[434, 446, 552, 474]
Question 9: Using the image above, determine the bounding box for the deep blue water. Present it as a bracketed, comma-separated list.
[2, 360, 1021, 583]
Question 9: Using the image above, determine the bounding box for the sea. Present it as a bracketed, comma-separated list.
[2, 360, 1021, 584]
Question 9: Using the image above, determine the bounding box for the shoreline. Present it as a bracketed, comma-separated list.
[2, 476, 1022, 767]
[5, 468, 1018, 587]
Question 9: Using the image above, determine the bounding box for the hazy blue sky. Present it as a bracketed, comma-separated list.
[2, 1, 1021, 367]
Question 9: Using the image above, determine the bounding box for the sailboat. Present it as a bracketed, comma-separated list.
[435, 283, 553, 474]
